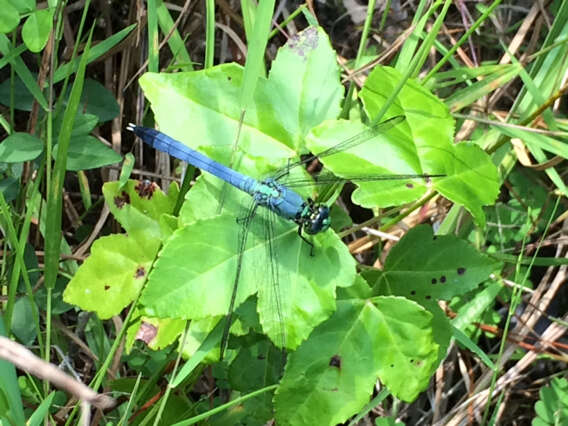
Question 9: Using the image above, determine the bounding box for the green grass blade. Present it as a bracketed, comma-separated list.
[0, 320, 26, 425]
[204, 0, 215, 68]
[156, 1, 193, 70]
[452, 326, 497, 371]
[52, 24, 136, 82]
[0, 34, 49, 110]
[171, 385, 278, 426]
[147, 0, 159, 72]
[238, 0, 275, 109]
[423, 0, 504, 83]
[44, 26, 94, 290]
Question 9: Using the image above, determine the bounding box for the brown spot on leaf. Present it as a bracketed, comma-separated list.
[114, 191, 130, 208]
[329, 355, 341, 369]
[431, 278, 437, 284]
[457, 267, 466, 275]
[287, 27, 318, 60]
[136, 322, 158, 344]
[406, 183, 414, 188]
[135, 180, 157, 199]
[104, 284, 110, 291]
[440, 275, 446, 283]
[135, 266, 146, 279]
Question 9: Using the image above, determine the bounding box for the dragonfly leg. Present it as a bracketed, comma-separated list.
[297, 225, 315, 256]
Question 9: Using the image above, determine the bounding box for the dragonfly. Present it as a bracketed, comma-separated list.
[127, 116, 443, 358]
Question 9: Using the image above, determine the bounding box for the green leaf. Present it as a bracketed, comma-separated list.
[433, 142, 500, 227]
[64, 180, 178, 318]
[0, 0, 19, 33]
[21, 8, 54, 52]
[137, 26, 342, 171]
[533, 377, 568, 426]
[140, 209, 355, 350]
[485, 169, 556, 246]
[52, 135, 122, 171]
[27, 392, 56, 426]
[306, 119, 432, 207]
[366, 225, 499, 363]
[71, 78, 120, 122]
[139, 64, 294, 178]
[6, 0, 33, 13]
[11, 297, 36, 344]
[0, 75, 35, 111]
[67, 112, 99, 136]
[62, 233, 160, 319]
[274, 298, 437, 425]
[180, 316, 221, 362]
[373, 225, 499, 302]
[0, 132, 43, 162]
[102, 180, 178, 238]
[257, 26, 343, 150]
[361, 66, 500, 226]
[226, 340, 280, 425]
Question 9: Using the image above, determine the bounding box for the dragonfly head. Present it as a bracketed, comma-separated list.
[302, 202, 331, 235]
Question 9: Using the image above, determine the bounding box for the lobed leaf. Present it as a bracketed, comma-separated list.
[274, 298, 437, 425]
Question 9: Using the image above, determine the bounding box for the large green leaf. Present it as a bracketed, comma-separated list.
[361, 66, 499, 226]
[62, 233, 159, 319]
[374, 225, 499, 302]
[63, 180, 177, 318]
[306, 119, 432, 207]
[72, 79, 120, 123]
[366, 225, 500, 362]
[53, 135, 122, 171]
[274, 298, 438, 425]
[140, 208, 355, 350]
[0, 0, 19, 33]
[137, 26, 343, 177]
[21, 8, 54, 53]
[0, 133, 43, 162]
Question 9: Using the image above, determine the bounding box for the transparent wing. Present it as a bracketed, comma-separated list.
[220, 198, 259, 360]
[282, 172, 444, 188]
[273, 115, 405, 181]
[262, 208, 286, 350]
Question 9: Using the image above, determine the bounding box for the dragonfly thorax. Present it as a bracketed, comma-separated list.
[298, 201, 330, 235]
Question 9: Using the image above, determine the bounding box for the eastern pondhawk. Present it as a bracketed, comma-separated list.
[127, 116, 443, 358]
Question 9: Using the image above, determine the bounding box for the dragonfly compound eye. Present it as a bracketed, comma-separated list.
[305, 205, 330, 234]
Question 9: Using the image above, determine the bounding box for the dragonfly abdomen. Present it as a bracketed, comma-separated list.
[128, 125, 327, 230]
[128, 124, 260, 196]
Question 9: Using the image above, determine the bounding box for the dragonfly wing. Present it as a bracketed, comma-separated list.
[281, 172, 444, 188]
[273, 115, 405, 180]
[260, 208, 287, 350]
[220, 199, 259, 360]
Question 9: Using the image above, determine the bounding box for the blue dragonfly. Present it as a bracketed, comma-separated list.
[127, 116, 443, 358]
